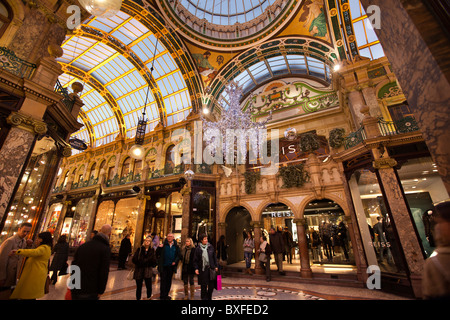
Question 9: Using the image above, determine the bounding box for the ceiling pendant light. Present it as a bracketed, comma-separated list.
[129, 36, 159, 160]
[78, 0, 123, 18]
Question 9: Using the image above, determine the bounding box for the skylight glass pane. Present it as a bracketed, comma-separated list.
[370, 43, 385, 59]
[364, 18, 378, 43]
[353, 20, 368, 46]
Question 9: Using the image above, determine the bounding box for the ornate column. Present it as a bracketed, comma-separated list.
[134, 194, 150, 249]
[180, 182, 192, 245]
[0, 112, 47, 223]
[294, 218, 312, 278]
[372, 155, 424, 298]
[251, 220, 264, 275]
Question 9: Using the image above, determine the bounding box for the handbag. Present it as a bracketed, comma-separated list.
[127, 268, 135, 280]
[209, 267, 217, 281]
[44, 275, 50, 294]
[258, 252, 267, 263]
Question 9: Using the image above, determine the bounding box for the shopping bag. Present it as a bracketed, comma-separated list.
[65, 288, 72, 300]
[216, 275, 222, 291]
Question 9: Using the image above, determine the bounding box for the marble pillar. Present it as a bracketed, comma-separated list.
[0, 112, 47, 224]
[373, 156, 425, 298]
[251, 221, 264, 275]
[133, 196, 149, 250]
[180, 183, 192, 245]
[359, 0, 450, 194]
[294, 218, 312, 278]
[348, 90, 366, 126]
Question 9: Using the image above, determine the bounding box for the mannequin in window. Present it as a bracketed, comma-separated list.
[373, 216, 393, 264]
[319, 221, 333, 261]
[310, 227, 322, 261]
[423, 209, 436, 247]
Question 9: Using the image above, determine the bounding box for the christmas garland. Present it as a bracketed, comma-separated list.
[278, 163, 310, 188]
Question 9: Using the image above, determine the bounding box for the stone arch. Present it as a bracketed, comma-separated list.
[223, 205, 253, 265]
[298, 192, 348, 219]
[220, 201, 256, 223]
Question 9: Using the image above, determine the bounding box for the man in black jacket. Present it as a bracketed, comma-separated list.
[71, 224, 112, 300]
[156, 233, 180, 300]
[269, 227, 286, 275]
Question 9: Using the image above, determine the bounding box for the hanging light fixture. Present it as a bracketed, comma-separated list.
[129, 36, 159, 160]
[78, 0, 123, 18]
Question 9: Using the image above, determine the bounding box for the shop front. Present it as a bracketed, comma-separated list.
[94, 191, 140, 255]
[343, 142, 448, 296]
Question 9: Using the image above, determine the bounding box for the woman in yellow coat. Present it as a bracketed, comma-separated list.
[9, 232, 53, 300]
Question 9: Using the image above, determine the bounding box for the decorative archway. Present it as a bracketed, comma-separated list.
[224, 206, 252, 265]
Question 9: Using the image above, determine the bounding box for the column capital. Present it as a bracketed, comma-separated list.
[293, 218, 308, 226]
[7, 111, 47, 135]
[372, 157, 397, 169]
[250, 220, 264, 228]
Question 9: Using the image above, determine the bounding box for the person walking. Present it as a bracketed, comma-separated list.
[423, 202, 450, 299]
[70, 224, 111, 300]
[118, 234, 132, 270]
[193, 234, 218, 300]
[156, 233, 180, 300]
[49, 234, 69, 284]
[283, 227, 294, 264]
[269, 227, 286, 275]
[0, 222, 32, 299]
[179, 237, 196, 300]
[132, 236, 156, 300]
[216, 235, 228, 274]
[259, 235, 272, 282]
[9, 231, 53, 300]
[243, 231, 254, 275]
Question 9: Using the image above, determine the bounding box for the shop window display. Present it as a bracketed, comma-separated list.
[66, 198, 95, 247]
[40, 203, 63, 235]
[348, 169, 407, 274]
[95, 198, 139, 253]
[0, 136, 58, 242]
[191, 191, 214, 245]
[396, 156, 449, 257]
[304, 199, 354, 265]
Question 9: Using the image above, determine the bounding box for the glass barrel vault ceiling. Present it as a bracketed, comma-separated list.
[179, 0, 278, 25]
[220, 54, 331, 109]
[57, 10, 191, 152]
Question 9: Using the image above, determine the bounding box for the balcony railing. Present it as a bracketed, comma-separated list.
[55, 79, 76, 111]
[344, 116, 420, 150]
[0, 46, 36, 79]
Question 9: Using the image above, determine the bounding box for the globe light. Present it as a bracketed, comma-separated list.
[284, 127, 297, 141]
[184, 169, 195, 181]
[129, 144, 145, 160]
[78, 0, 123, 18]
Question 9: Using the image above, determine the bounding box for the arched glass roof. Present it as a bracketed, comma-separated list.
[220, 54, 331, 109]
[179, 0, 278, 25]
[58, 10, 191, 151]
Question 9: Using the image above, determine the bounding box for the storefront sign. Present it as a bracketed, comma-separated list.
[69, 138, 88, 151]
[263, 211, 294, 218]
[67, 190, 96, 200]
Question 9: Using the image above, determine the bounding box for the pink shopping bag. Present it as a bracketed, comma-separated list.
[217, 275, 222, 291]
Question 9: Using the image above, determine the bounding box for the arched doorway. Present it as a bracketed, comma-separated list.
[262, 203, 298, 266]
[225, 206, 252, 265]
[304, 199, 355, 265]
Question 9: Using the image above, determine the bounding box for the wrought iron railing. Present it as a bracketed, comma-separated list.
[55, 79, 76, 111]
[344, 116, 420, 150]
[0, 46, 36, 79]
[344, 126, 366, 149]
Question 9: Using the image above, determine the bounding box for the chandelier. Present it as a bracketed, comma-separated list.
[202, 82, 272, 166]
[78, 0, 122, 18]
